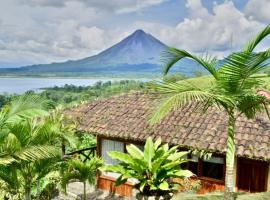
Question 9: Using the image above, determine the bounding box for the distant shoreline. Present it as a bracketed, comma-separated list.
[0, 75, 146, 80]
[0, 73, 159, 79]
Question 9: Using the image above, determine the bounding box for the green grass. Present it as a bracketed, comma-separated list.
[173, 192, 270, 200]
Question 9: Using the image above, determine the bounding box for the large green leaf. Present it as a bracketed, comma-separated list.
[100, 165, 129, 176]
[126, 144, 144, 159]
[154, 137, 162, 150]
[103, 137, 196, 195]
[108, 151, 134, 165]
[144, 137, 155, 169]
[158, 181, 169, 190]
[174, 170, 194, 178]
[167, 151, 189, 161]
[115, 175, 128, 186]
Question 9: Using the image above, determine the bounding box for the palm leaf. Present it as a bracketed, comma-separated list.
[6, 94, 50, 121]
[244, 25, 270, 53]
[150, 81, 234, 124]
[162, 48, 218, 78]
[0, 145, 60, 165]
[218, 52, 268, 93]
[0, 165, 20, 190]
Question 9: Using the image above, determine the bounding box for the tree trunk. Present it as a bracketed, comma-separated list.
[25, 186, 31, 200]
[23, 170, 32, 200]
[224, 113, 236, 200]
[83, 181, 86, 200]
[37, 179, 40, 197]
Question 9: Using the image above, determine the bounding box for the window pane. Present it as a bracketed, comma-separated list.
[136, 144, 144, 152]
[202, 157, 224, 180]
[101, 139, 124, 165]
[188, 155, 198, 175]
[189, 162, 198, 175]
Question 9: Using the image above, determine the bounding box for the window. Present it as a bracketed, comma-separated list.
[186, 154, 225, 181]
[101, 139, 124, 165]
[188, 155, 198, 175]
[135, 144, 144, 152]
[201, 157, 224, 180]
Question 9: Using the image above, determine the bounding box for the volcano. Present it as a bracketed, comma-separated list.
[1, 29, 202, 76]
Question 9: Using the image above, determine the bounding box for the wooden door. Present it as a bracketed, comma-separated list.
[237, 158, 268, 192]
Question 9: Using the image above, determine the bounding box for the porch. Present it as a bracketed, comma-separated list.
[96, 136, 270, 197]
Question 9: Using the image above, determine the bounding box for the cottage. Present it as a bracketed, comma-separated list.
[68, 92, 270, 197]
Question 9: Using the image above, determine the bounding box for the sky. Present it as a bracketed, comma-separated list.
[0, 0, 269, 67]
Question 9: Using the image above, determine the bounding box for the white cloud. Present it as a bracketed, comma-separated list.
[17, 0, 168, 13]
[19, 0, 66, 7]
[133, 0, 264, 58]
[95, 0, 168, 14]
[0, 1, 115, 65]
[245, 0, 270, 23]
[0, 0, 168, 66]
[0, 0, 268, 67]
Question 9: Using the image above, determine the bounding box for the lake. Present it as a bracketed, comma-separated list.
[0, 77, 119, 94]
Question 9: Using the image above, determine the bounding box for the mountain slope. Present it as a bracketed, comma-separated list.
[81, 29, 167, 65]
[12, 30, 167, 73]
[0, 29, 205, 76]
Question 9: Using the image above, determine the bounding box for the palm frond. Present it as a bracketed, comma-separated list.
[162, 48, 218, 78]
[34, 156, 61, 180]
[150, 81, 234, 124]
[5, 94, 50, 124]
[237, 94, 267, 119]
[61, 171, 81, 194]
[244, 24, 270, 53]
[61, 158, 103, 193]
[0, 145, 60, 165]
[0, 165, 20, 190]
[218, 52, 268, 93]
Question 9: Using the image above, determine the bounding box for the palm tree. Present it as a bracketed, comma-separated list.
[61, 158, 103, 200]
[33, 157, 61, 197]
[150, 25, 270, 200]
[44, 106, 78, 156]
[0, 165, 22, 199]
[0, 94, 63, 200]
[0, 118, 61, 200]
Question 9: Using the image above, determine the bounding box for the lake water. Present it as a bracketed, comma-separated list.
[0, 77, 118, 94]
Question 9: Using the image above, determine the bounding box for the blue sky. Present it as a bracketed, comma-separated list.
[0, 0, 269, 67]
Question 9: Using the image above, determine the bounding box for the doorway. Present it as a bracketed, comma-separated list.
[237, 158, 268, 192]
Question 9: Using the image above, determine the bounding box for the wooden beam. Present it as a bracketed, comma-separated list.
[65, 146, 96, 156]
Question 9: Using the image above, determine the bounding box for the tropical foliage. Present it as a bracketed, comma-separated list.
[0, 80, 147, 199]
[0, 95, 78, 200]
[150, 25, 270, 200]
[101, 137, 193, 198]
[41, 80, 145, 106]
[0, 80, 146, 109]
[61, 158, 103, 200]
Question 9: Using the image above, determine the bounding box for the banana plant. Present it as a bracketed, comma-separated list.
[101, 137, 193, 198]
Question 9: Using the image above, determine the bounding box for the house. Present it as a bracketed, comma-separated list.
[67, 92, 270, 197]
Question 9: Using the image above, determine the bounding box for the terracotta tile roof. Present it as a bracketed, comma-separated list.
[67, 92, 270, 161]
